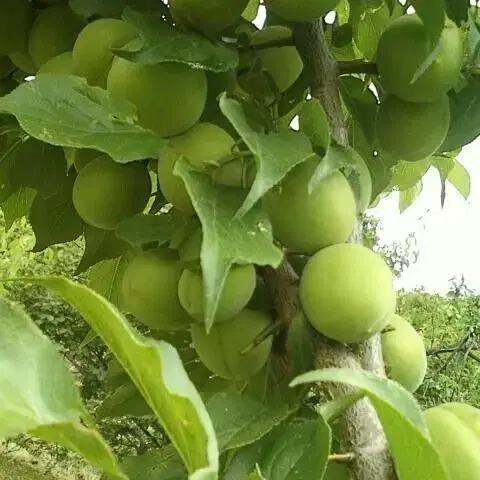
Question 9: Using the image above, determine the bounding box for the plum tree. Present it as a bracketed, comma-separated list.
[381, 314, 427, 392]
[169, 0, 249, 36]
[178, 264, 256, 323]
[0, 0, 33, 56]
[376, 15, 463, 103]
[191, 309, 273, 380]
[28, 5, 86, 68]
[37, 51, 74, 74]
[157, 123, 240, 214]
[425, 405, 480, 480]
[72, 156, 151, 230]
[107, 53, 207, 138]
[265, 0, 340, 22]
[264, 159, 356, 254]
[300, 244, 396, 343]
[121, 249, 192, 330]
[376, 94, 451, 161]
[72, 18, 137, 88]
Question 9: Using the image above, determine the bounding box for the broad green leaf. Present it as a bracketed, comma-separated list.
[399, 181, 423, 213]
[0, 187, 36, 230]
[446, 0, 469, 24]
[318, 392, 365, 422]
[388, 159, 431, 191]
[291, 368, 448, 480]
[76, 225, 128, 275]
[69, 0, 126, 17]
[89, 257, 129, 307]
[219, 94, 316, 217]
[22, 276, 219, 479]
[118, 8, 239, 72]
[115, 212, 187, 248]
[120, 449, 187, 480]
[249, 465, 266, 480]
[175, 159, 283, 330]
[441, 78, 480, 152]
[96, 383, 152, 419]
[260, 417, 331, 480]
[29, 170, 83, 252]
[446, 159, 470, 199]
[433, 155, 455, 181]
[340, 77, 378, 143]
[0, 74, 167, 162]
[0, 135, 25, 202]
[242, 0, 260, 21]
[207, 392, 290, 452]
[0, 298, 125, 479]
[411, 0, 446, 45]
[298, 99, 330, 153]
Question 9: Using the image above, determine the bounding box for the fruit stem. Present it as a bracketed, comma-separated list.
[338, 60, 379, 76]
[240, 317, 284, 355]
[329, 453, 356, 463]
[239, 37, 295, 52]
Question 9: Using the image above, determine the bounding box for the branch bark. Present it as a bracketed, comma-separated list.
[338, 60, 379, 76]
[294, 20, 394, 480]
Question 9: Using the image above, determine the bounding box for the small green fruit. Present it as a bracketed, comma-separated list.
[439, 403, 480, 439]
[191, 309, 273, 380]
[178, 264, 256, 323]
[376, 94, 450, 161]
[28, 5, 86, 68]
[8, 50, 36, 74]
[121, 249, 191, 330]
[425, 405, 480, 480]
[72, 18, 137, 88]
[72, 156, 151, 230]
[64, 147, 102, 172]
[37, 51, 74, 74]
[381, 314, 427, 392]
[377, 15, 463, 103]
[107, 55, 207, 138]
[265, 0, 340, 22]
[170, 0, 249, 35]
[0, 0, 34, 56]
[300, 244, 396, 343]
[264, 159, 356, 254]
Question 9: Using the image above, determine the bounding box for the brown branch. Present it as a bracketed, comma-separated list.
[338, 60, 378, 76]
[294, 20, 395, 480]
[240, 37, 295, 51]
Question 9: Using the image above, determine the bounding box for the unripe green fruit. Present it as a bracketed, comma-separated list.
[300, 244, 396, 343]
[264, 159, 356, 254]
[170, 0, 249, 35]
[157, 123, 240, 214]
[28, 5, 86, 68]
[251, 26, 303, 93]
[37, 51, 74, 74]
[72, 19, 137, 88]
[381, 314, 427, 392]
[121, 249, 191, 330]
[72, 156, 151, 230]
[376, 94, 450, 162]
[191, 309, 273, 380]
[178, 264, 256, 323]
[265, 0, 340, 22]
[439, 403, 480, 439]
[425, 405, 480, 480]
[64, 147, 102, 172]
[377, 15, 463, 103]
[0, 0, 34, 56]
[8, 50, 36, 74]
[107, 55, 207, 138]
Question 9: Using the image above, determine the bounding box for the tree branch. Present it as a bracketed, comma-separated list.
[329, 452, 356, 463]
[294, 20, 395, 480]
[338, 60, 378, 76]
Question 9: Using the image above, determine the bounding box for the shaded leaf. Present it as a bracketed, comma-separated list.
[291, 368, 448, 480]
[97, 383, 152, 419]
[118, 8, 239, 72]
[89, 257, 129, 307]
[120, 449, 186, 480]
[220, 94, 315, 217]
[0, 74, 167, 162]
[0, 187, 36, 230]
[411, 0, 446, 45]
[446, 0, 469, 25]
[388, 159, 431, 191]
[399, 181, 423, 213]
[23, 277, 219, 479]
[298, 99, 330, 153]
[175, 158, 283, 330]
[243, 0, 260, 21]
[69, 0, 126, 17]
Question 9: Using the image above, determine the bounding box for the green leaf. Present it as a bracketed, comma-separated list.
[260, 417, 331, 480]
[29, 170, 83, 252]
[0, 187, 36, 230]
[446, 0, 468, 25]
[399, 181, 423, 213]
[118, 8, 239, 72]
[0, 135, 25, 202]
[298, 99, 330, 153]
[120, 449, 187, 480]
[175, 158, 283, 330]
[97, 383, 152, 419]
[446, 159, 470, 199]
[388, 159, 431, 191]
[249, 465, 266, 480]
[411, 0, 446, 45]
[207, 391, 290, 452]
[76, 225, 128, 275]
[0, 298, 125, 479]
[20, 276, 219, 479]
[291, 368, 449, 480]
[0, 74, 167, 162]
[88, 257, 129, 307]
[69, 0, 126, 17]
[441, 78, 480, 152]
[340, 77, 378, 144]
[219, 94, 315, 217]
[115, 211, 187, 248]
[242, 0, 260, 21]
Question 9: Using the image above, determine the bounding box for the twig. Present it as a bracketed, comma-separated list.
[329, 453, 356, 463]
[433, 328, 474, 375]
[239, 37, 295, 52]
[241, 318, 284, 355]
[338, 60, 378, 76]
